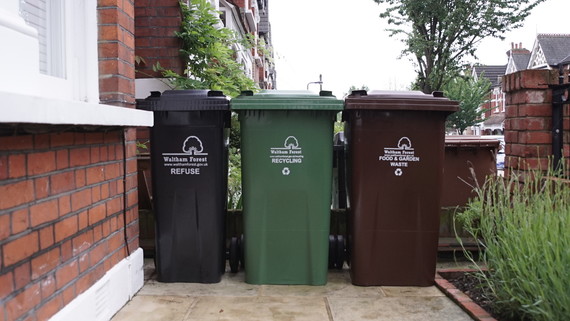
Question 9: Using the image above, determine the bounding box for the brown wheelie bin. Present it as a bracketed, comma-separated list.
[442, 136, 500, 207]
[344, 90, 458, 286]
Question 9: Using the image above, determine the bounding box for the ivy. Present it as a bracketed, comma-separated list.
[155, 0, 259, 98]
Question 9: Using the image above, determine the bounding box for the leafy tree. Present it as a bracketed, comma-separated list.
[443, 74, 492, 134]
[373, 0, 544, 93]
[344, 85, 370, 99]
[347, 84, 370, 94]
[155, 0, 258, 97]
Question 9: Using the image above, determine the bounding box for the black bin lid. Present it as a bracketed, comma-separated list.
[147, 90, 229, 111]
[136, 91, 161, 111]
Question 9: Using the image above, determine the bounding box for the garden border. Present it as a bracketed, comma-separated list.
[435, 269, 498, 321]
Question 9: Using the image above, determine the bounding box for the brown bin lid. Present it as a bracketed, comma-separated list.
[445, 136, 500, 148]
[345, 90, 458, 112]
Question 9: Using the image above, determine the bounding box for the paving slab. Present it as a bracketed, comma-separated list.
[260, 270, 384, 298]
[139, 272, 260, 297]
[112, 295, 195, 321]
[185, 296, 330, 321]
[381, 286, 446, 297]
[327, 296, 472, 321]
[111, 260, 473, 321]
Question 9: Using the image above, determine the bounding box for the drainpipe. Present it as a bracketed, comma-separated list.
[550, 64, 570, 174]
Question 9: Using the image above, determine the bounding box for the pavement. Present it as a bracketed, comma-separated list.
[110, 259, 474, 321]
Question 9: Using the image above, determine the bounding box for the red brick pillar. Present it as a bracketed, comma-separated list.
[134, 0, 184, 78]
[503, 69, 559, 177]
[98, 0, 136, 108]
[133, 0, 183, 156]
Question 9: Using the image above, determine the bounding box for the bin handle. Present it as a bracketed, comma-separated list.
[349, 90, 367, 97]
[208, 90, 225, 97]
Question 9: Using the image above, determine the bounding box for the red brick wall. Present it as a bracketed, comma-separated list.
[134, 0, 184, 78]
[0, 129, 139, 321]
[502, 69, 566, 177]
[0, 1, 143, 320]
[99, 0, 136, 107]
[134, 0, 183, 172]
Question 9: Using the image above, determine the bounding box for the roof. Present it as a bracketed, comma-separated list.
[472, 65, 507, 87]
[511, 51, 531, 70]
[535, 34, 570, 66]
[483, 113, 505, 126]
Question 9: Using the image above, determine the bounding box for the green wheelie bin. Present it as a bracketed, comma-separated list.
[231, 90, 343, 285]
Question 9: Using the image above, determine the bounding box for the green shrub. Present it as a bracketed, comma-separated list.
[458, 169, 570, 321]
[227, 113, 242, 209]
[154, 0, 258, 98]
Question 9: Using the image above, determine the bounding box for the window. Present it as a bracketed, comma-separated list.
[18, 0, 99, 102]
[20, 0, 65, 78]
[1, 0, 152, 127]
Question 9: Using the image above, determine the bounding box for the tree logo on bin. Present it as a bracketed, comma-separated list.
[160, 136, 209, 175]
[379, 136, 421, 176]
[284, 136, 300, 149]
[269, 135, 304, 170]
[182, 136, 208, 155]
[397, 137, 413, 150]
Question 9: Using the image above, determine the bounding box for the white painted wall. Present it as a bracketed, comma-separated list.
[49, 249, 145, 321]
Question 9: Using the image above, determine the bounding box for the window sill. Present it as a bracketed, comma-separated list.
[0, 91, 153, 127]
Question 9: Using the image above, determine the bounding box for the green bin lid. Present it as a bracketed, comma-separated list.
[231, 90, 343, 111]
[145, 89, 229, 111]
[345, 90, 458, 112]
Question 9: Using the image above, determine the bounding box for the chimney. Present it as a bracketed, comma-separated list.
[507, 42, 531, 57]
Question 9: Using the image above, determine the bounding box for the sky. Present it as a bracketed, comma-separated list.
[269, 0, 569, 98]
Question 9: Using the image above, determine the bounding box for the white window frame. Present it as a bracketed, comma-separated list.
[0, 0, 152, 127]
[23, 0, 99, 102]
[20, 0, 67, 78]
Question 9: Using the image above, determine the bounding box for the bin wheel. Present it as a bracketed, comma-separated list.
[229, 236, 239, 273]
[221, 238, 227, 274]
[239, 234, 245, 270]
[336, 235, 345, 270]
[345, 235, 351, 267]
[328, 235, 337, 269]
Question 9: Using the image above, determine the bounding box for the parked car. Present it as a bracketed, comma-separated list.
[496, 150, 505, 170]
[486, 135, 505, 170]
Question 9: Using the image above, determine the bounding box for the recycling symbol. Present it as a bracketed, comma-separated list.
[394, 168, 403, 176]
[282, 167, 291, 176]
